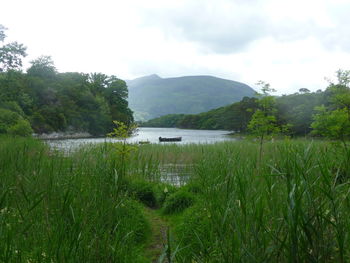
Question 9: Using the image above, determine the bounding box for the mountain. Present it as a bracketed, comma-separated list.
[127, 74, 256, 121]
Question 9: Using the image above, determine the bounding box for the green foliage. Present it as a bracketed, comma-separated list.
[108, 120, 138, 139]
[248, 82, 284, 139]
[311, 69, 350, 145]
[0, 41, 27, 72]
[162, 189, 195, 215]
[0, 108, 32, 136]
[143, 96, 258, 132]
[276, 92, 325, 135]
[127, 180, 158, 207]
[2, 135, 350, 262]
[248, 109, 280, 137]
[108, 121, 138, 179]
[0, 137, 150, 262]
[174, 205, 213, 260]
[160, 140, 350, 262]
[7, 118, 33, 136]
[0, 25, 133, 136]
[141, 114, 185, 128]
[311, 106, 350, 141]
[27, 55, 56, 79]
[0, 25, 27, 72]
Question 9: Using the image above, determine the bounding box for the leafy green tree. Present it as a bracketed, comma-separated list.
[0, 25, 6, 42]
[0, 108, 32, 136]
[311, 70, 350, 148]
[276, 92, 325, 136]
[88, 73, 109, 95]
[108, 121, 138, 180]
[248, 82, 280, 138]
[311, 106, 350, 144]
[27, 56, 56, 79]
[0, 25, 27, 72]
[248, 81, 288, 164]
[7, 118, 33, 136]
[299, 88, 310, 94]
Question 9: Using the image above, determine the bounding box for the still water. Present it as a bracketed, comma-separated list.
[46, 127, 235, 151]
[46, 128, 235, 185]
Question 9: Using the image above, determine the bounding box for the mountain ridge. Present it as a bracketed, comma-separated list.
[127, 74, 256, 121]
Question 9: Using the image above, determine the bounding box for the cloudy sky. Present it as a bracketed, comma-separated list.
[2, 0, 350, 94]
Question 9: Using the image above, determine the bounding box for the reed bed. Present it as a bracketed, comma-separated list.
[1, 137, 349, 262]
[0, 136, 149, 263]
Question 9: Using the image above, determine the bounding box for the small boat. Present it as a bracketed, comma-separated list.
[138, 140, 150, 145]
[159, 136, 182, 142]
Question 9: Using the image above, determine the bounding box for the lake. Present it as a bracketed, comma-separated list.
[46, 127, 235, 151]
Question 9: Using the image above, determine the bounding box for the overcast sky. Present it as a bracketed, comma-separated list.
[2, 0, 350, 94]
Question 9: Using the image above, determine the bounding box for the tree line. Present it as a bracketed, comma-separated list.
[0, 25, 133, 136]
[143, 70, 350, 142]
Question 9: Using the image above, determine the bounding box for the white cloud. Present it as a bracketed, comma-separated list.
[1, 0, 350, 94]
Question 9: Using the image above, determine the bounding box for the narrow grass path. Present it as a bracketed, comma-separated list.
[143, 207, 169, 262]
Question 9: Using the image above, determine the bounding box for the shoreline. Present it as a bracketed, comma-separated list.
[33, 132, 98, 140]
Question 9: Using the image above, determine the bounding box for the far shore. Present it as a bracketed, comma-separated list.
[34, 132, 96, 140]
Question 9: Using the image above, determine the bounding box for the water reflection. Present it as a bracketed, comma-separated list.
[159, 164, 192, 186]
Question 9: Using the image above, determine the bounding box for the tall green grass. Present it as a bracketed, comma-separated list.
[1, 137, 349, 262]
[170, 140, 350, 262]
[0, 136, 149, 263]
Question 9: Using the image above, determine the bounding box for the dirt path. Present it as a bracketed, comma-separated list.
[143, 207, 169, 262]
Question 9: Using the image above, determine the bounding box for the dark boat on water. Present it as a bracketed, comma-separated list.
[159, 136, 182, 142]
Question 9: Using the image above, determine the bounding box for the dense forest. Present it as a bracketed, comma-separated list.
[0, 25, 133, 137]
[142, 76, 350, 139]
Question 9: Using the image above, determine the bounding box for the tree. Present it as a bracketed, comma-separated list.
[88, 73, 109, 95]
[311, 70, 350, 148]
[108, 121, 138, 180]
[0, 25, 27, 72]
[27, 55, 56, 79]
[299, 88, 310, 94]
[248, 81, 286, 165]
[311, 106, 350, 146]
[0, 25, 6, 42]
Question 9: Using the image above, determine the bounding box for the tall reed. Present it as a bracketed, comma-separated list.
[0, 136, 149, 263]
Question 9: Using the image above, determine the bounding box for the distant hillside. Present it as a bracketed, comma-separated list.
[127, 74, 256, 121]
[142, 91, 326, 136]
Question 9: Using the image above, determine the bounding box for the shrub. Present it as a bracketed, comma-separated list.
[162, 189, 195, 214]
[0, 108, 33, 136]
[153, 183, 177, 206]
[127, 180, 158, 208]
[7, 118, 33, 136]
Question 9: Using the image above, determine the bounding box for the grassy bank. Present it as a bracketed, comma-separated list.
[1, 136, 350, 262]
[0, 136, 150, 262]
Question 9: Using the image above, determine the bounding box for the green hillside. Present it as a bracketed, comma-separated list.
[142, 91, 326, 136]
[127, 74, 256, 121]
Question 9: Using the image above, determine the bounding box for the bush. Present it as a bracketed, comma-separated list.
[183, 181, 202, 194]
[126, 179, 177, 208]
[0, 108, 33, 136]
[127, 180, 158, 207]
[7, 119, 33, 136]
[162, 189, 195, 214]
[153, 183, 177, 206]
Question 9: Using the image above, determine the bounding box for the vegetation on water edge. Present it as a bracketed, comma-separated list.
[0, 25, 133, 137]
[1, 136, 350, 262]
[143, 70, 350, 144]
